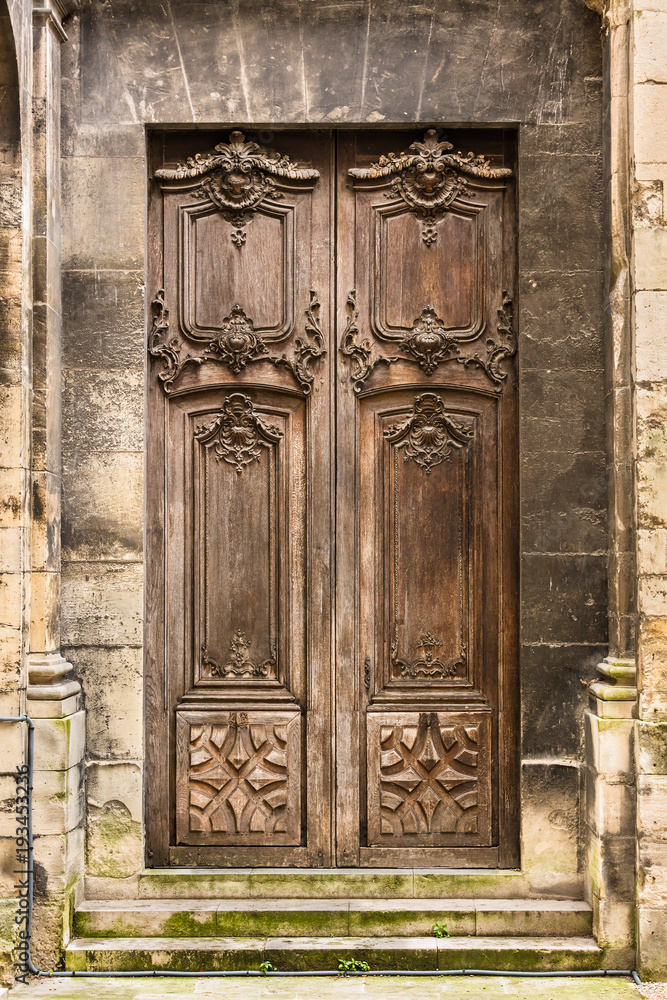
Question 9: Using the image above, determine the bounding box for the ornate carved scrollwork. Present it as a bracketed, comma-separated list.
[339, 290, 517, 392]
[392, 631, 467, 680]
[148, 289, 326, 394]
[202, 630, 276, 679]
[385, 393, 474, 476]
[155, 131, 320, 248]
[348, 129, 512, 247]
[194, 393, 282, 475]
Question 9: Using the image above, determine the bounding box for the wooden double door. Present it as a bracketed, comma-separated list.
[146, 129, 519, 868]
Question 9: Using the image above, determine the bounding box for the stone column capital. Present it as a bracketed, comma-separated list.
[27, 652, 81, 717]
[32, 0, 80, 43]
[589, 657, 638, 719]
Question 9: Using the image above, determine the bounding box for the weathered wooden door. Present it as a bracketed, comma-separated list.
[146, 128, 518, 868]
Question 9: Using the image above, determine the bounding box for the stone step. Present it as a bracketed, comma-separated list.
[137, 868, 551, 900]
[65, 935, 603, 973]
[74, 898, 593, 939]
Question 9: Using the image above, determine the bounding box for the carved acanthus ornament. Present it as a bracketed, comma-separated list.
[148, 289, 326, 394]
[392, 632, 467, 681]
[340, 290, 516, 392]
[202, 631, 276, 679]
[155, 131, 320, 248]
[385, 393, 474, 476]
[348, 129, 512, 246]
[194, 393, 282, 475]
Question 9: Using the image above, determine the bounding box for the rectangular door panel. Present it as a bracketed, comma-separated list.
[146, 130, 333, 868]
[336, 130, 519, 868]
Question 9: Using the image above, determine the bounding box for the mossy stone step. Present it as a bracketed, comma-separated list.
[74, 898, 593, 939]
[65, 935, 603, 973]
[138, 867, 538, 900]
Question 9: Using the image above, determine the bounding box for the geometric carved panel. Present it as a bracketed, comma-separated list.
[367, 711, 491, 847]
[176, 710, 301, 846]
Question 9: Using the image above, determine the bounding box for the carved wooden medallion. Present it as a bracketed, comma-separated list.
[348, 129, 512, 246]
[384, 393, 474, 475]
[194, 393, 282, 475]
[155, 131, 320, 248]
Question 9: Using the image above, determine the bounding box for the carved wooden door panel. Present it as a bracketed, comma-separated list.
[146, 131, 334, 866]
[335, 130, 519, 867]
[146, 128, 518, 869]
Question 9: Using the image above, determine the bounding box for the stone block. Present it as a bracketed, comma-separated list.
[32, 763, 85, 836]
[61, 562, 143, 648]
[521, 554, 608, 645]
[69, 646, 142, 759]
[634, 227, 667, 290]
[593, 898, 635, 951]
[585, 713, 635, 777]
[520, 154, 603, 273]
[638, 721, 667, 774]
[62, 269, 145, 372]
[639, 616, 667, 716]
[520, 762, 581, 896]
[520, 451, 607, 555]
[638, 838, 667, 905]
[33, 712, 85, 772]
[522, 645, 605, 759]
[638, 527, 667, 574]
[0, 571, 21, 632]
[633, 84, 667, 165]
[62, 369, 144, 457]
[86, 762, 142, 880]
[637, 774, 667, 838]
[521, 369, 605, 455]
[29, 569, 61, 653]
[0, 468, 21, 529]
[639, 575, 667, 617]
[0, 528, 20, 576]
[638, 905, 667, 980]
[61, 156, 144, 270]
[637, 460, 667, 528]
[0, 718, 23, 772]
[33, 825, 85, 897]
[635, 291, 667, 383]
[519, 270, 604, 371]
[585, 771, 635, 837]
[62, 451, 143, 563]
[30, 470, 61, 575]
[0, 386, 22, 470]
[587, 834, 636, 901]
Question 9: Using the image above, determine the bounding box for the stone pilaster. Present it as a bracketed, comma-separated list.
[26, 0, 84, 972]
[584, 658, 637, 967]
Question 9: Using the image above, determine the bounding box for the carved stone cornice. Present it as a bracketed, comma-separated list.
[589, 657, 638, 719]
[32, 0, 80, 41]
[26, 653, 81, 717]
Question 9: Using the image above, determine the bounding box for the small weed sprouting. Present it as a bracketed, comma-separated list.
[432, 922, 450, 938]
[259, 960, 277, 974]
[338, 958, 371, 975]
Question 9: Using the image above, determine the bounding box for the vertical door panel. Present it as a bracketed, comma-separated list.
[146, 131, 333, 867]
[336, 130, 519, 867]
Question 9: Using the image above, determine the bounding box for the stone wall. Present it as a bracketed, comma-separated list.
[58, 0, 607, 902]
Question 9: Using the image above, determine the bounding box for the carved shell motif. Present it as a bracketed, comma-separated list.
[155, 130, 320, 246]
[348, 129, 513, 246]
